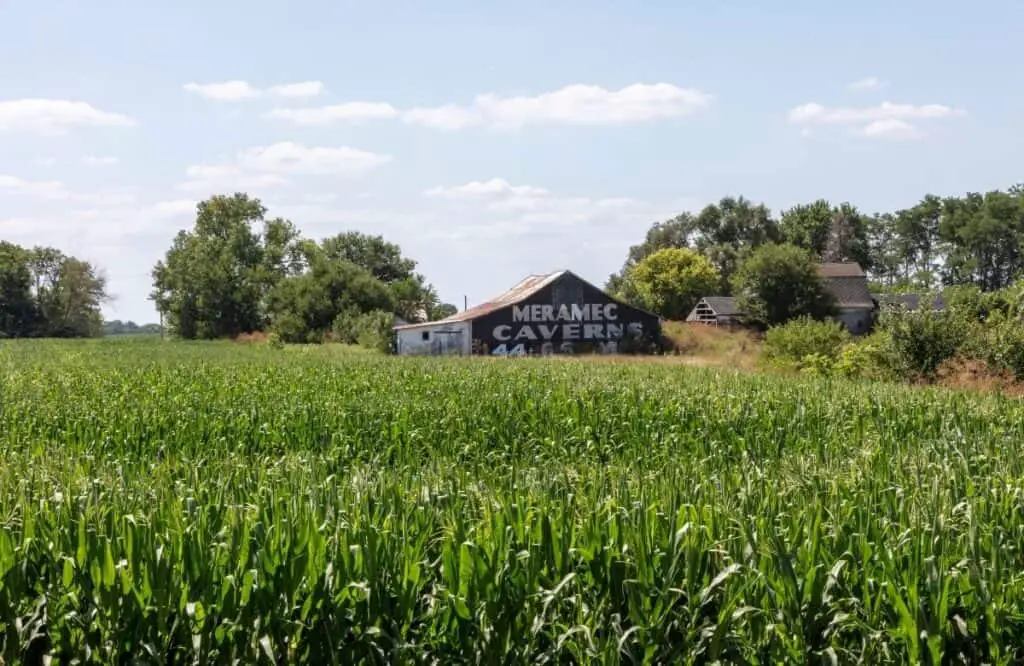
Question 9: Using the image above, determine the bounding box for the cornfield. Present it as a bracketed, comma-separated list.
[2, 338, 1024, 664]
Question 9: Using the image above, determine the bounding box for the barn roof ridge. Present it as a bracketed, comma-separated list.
[393, 268, 661, 330]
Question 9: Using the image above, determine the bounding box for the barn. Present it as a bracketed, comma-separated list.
[394, 270, 662, 356]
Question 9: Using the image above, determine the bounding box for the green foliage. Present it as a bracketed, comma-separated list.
[152, 194, 440, 342]
[615, 184, 1024, 296]
[621, 247, 719, 319]
[764, 317, 851, 366]
[0, 242, 106, 338]
[733, 243, 837, 328]
[352, 309, 396, 352]
[5, 339, 1024, 661]
[876, 306, 971, 380]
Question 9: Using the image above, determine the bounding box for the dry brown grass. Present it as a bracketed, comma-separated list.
[660, 321, 763, 371]
[933, 357, 1024, 396]
[234, 331, 270, 343]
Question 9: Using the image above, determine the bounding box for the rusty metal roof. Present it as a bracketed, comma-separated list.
[394, 270, 567, 330]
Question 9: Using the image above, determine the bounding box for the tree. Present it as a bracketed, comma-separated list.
[780, 200, 872, 269]
[0, 242, 38, 337]
[428, 302, 458, 321]
[266, 260, 394, 343]
[0, 243, 108, 338]
[732, 244, 837, 328]
[35, 256, 108, 337]
[151, 194, 303, 339]
[622, 247, 719, 320]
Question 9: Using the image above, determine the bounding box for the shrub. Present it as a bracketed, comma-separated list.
[352, 310, 395, 353]
[764, 317, 851, 366]
[876, 307, 971, 381]
[975, 310, 1024, 380]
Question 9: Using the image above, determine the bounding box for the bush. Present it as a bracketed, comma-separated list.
[352, 310, 395, 353]
[764, 317, 851, 366]
[876, 307, 971, 381]
[975, 310, 1024, 380]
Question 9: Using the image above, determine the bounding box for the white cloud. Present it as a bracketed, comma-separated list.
[421, 178, 661, 239]
[788, 100, 964, 139]
[179, 141, 391, 193]
[266, 81, 326, 98]
[184, 80, 326, 101]
[183, 81, 261, 101]
[860, 118, 922, 139]
[0, 99, 134, 133]
[265, 101, 399, 124]
[81, 155, 119, 167]
[401, 104, 481, 130]
[789, 101, 963, 125]
[424, 178, 549, 200]
[0, 174, 67, 199]
[270, 82, 712, 129]
[236, 142, 391, 175]
[403, 82, 712, 130]
[848, 77, 884, 91]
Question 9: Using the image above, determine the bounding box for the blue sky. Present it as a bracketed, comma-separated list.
[2, 0, 1022, 323]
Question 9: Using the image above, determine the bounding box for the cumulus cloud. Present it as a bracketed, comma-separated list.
[183, 80, 326, 101]
[424, 178, 549, 200]
[788, 100, 964, 139]
[859, 118, 922, 139]
[0, 99, 135, 133]
[179, 141, 391, 193]
[268, 82, 712, 129]
[265, 81, 326, 98]
[848, 77, 885, 91]
[264, 101, 399, 124]
[0, 174, 68, 199]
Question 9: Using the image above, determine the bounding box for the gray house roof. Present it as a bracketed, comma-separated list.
[701, 296, 739, 316]
[874, 293, 946, 311]
[820, 263, 874, 309]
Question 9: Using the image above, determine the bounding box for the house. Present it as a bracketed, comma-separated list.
[686, 261, 876, 335]
[685, 297, 742, 327]
[819, 262, 875, 335]
[394, 270, 662, 356]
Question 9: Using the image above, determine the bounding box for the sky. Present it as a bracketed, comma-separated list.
[1, 0, 1022, 323]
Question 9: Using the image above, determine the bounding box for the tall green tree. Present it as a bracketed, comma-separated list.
[0, 242, 38, 337]
[151, 194, 303, 339]
[35, 256, 108, 337]
[622, 247, 719, 320]
[733, 244, 837, 328]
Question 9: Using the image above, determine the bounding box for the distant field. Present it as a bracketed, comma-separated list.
[2, 338, 1024, 663]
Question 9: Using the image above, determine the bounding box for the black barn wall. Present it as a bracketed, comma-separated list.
[469, 273, 661, 355]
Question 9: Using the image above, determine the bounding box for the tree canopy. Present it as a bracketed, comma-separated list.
[732, 244, 837, 328]
[150, 193, 455, 343]
[0, 242, 107, 338]
[610, 184, 1024, 321]
[620, 247, 719, 320]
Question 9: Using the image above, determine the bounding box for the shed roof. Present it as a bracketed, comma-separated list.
[701, 296, 740, 316]
[818, 262, 866, 278]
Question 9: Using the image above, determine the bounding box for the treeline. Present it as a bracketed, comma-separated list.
[150, 193, 456, 346]
[0, 242, 107, 338]
[608, 184, 1024, 317]
[103, 320, 163, 336]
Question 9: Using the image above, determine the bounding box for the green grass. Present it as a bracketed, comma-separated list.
[2, 338, 1024, 663]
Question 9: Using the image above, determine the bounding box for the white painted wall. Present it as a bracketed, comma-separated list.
[395, 321, 471, 356]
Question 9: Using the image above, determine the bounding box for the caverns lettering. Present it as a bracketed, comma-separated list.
[489, 302, 643, 356]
